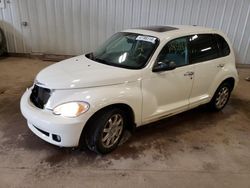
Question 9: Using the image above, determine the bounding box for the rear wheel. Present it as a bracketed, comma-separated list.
[209, 82, 232, 111]
[0, 28, 7, 56]
[85, 108, 126, 154]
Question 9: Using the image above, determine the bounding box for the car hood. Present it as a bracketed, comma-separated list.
[35, 55, 142, 89]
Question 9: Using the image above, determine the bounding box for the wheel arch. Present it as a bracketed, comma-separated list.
[78, 103, 136, 147]
[210, 76, 236, 101]
[214, 77, 236, 93]
[221, 77, 235, 91]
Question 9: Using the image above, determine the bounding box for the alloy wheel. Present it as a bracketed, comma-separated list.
[215, 86, 229, 109]
[101, 114, 124, 148]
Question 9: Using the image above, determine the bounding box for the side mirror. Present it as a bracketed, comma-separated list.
[153, 60, 176, 72]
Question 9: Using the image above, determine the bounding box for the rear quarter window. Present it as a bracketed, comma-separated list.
[214, 34, 230, 57]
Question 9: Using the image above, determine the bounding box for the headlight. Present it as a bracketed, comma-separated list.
[53, 102, 89, 117]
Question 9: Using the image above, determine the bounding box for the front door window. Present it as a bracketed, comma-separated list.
[157, 37, 188, 67]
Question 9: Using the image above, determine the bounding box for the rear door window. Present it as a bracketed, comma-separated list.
[189, 34, 220, 63]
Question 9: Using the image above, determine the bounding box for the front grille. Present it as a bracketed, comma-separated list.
[30, 85, 51, 109]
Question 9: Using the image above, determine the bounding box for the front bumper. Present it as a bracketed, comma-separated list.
[20, 90, 88, 147]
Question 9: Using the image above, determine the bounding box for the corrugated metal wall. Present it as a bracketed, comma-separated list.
[0, 0, 249, 64]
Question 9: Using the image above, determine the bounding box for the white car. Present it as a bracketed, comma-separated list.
[20, 25, 238, 154]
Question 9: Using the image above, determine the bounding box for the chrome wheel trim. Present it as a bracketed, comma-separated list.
[101, 114, 123, 148]
[215, 86, 229, 109]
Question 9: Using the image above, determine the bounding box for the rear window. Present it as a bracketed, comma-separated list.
[214, 34, 230, 57]
[189, 34, 220, 64]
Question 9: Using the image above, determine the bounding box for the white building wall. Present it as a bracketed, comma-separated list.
[0, 0, 249, 64]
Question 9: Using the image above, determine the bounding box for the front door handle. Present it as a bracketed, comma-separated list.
[184, 71, 194, 76]
[217, 64, 224, 68]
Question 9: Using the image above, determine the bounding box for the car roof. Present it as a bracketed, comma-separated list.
[123, 25, 218, 40]
[134, 25, 179, 32]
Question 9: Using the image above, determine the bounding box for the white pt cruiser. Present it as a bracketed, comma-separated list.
[21, 26, 238, 154]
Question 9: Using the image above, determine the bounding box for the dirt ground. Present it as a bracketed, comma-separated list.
[0, 57, 250, 188]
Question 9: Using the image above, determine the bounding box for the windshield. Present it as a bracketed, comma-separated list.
[86, 32, 159, 69]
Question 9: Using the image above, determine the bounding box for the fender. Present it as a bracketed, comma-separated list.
[45, 81, 143, 126]
[208, 62, 238, 99]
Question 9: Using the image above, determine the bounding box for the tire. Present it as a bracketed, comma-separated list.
[0, 28, 7, 56]
[84, 108, 126, 154]
[209, 82, 232, 111]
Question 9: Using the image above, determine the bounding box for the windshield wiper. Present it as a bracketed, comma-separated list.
[86, 53, 110, 64]
[86, 52, 95, 60]
[95, 58, 110, 65]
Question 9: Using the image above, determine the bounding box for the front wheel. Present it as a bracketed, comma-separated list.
[85, 108, 126, 154]
[209, 82, 232, 111]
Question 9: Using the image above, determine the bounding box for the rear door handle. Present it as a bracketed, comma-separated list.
[184, 71, 194, 76]
[217, 64, 224, 68]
